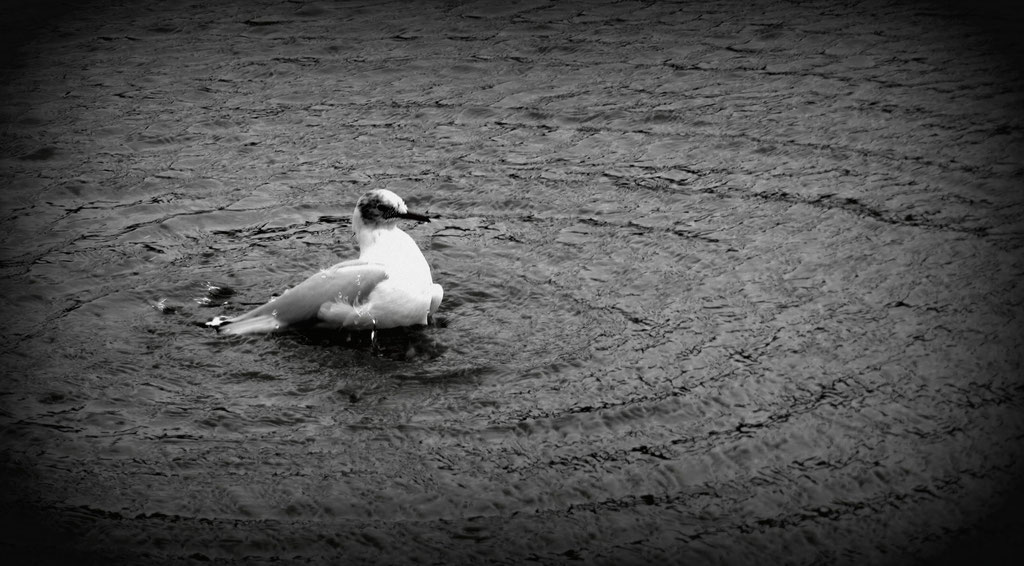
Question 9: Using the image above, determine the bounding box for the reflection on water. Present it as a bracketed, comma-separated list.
[2, 0, 1024, 564]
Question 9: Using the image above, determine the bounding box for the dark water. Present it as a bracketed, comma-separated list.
[2, 0, 1023, 564]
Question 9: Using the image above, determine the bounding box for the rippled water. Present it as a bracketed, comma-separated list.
[2, 0, 1024, 564]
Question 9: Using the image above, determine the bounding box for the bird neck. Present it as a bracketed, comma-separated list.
[357, 225, 406, 261]
[356, 224, 431, 285]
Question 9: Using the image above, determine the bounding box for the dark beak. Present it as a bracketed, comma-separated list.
[399, 211, 431, 223]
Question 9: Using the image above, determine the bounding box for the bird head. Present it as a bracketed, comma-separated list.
[353, 189, 431, 231]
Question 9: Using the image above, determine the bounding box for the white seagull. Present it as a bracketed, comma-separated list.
[207, 189, 443, 335]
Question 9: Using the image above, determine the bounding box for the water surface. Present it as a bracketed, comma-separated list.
[2, 0, 1023, 564]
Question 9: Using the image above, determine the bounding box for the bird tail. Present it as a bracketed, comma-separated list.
[208, 315, 280, 335]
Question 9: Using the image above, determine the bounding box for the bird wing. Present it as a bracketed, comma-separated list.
[221, 260, 389, 330]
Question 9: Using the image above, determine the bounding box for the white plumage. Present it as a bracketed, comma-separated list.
[208, 189, 443, 335]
